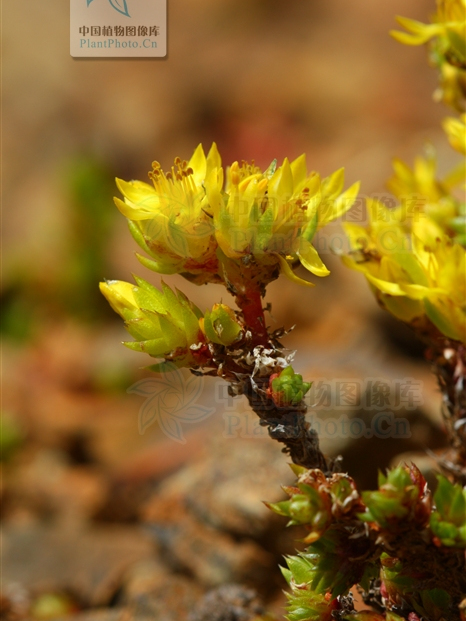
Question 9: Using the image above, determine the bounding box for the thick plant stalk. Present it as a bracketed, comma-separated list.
[431, 342, 466, 485]
[244, 375, 330, 472]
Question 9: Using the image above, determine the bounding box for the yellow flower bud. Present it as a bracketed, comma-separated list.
[99, 277, 205, 368]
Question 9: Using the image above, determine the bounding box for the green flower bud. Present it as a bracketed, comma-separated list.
[281, 555, 339, 621]
[359, 465, 431, 529]
[269, 365, 312, 406]
[199, 303, 243, 346]
[289, 494, 316, 525]
[430, 475, 466, 547]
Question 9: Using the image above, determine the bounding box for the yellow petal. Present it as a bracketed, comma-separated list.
[290, 154, 308, 192]
[322, 168, 345, 199]
[298, 239, 330, 277]
[399, 283, 447, 299]
[205, 170, 224, 217]
[319, 181, 360, 227]
[188, 144, 207, 184]
[114, 196, 157, 221]
[391, 17, 443, 45]
[116, 178, 158, 205]
[365, 273, 406, 296]
[276, 254, 316, 287]
[269, 157, 293, 199]
[206, 142, 222, 174]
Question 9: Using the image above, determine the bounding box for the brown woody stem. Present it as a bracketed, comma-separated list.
[243, 376, 332, 472]
[430, 342, 466, 485]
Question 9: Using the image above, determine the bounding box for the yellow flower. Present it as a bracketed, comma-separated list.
[343, 201, 466, 343]
[403, 222, 466, 342]
[391, 0, 466, 110]
[114, 144, 360, 290]
[207, 154, 360, 288]
[115, 144, 223, 285]
[386, 150, 465, 245]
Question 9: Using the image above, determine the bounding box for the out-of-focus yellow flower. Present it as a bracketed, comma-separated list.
[443, 114, 466, 154]
[99, 277, 204, 368]
[115, 144, 223, 285]
[115, 144, 359, 290]
[391, 0, 465, 47]
[387, 151, 444, 204]
[391, 0, 466, 111]
[387, 150, 466, 245]
[343, 201, 466, 343]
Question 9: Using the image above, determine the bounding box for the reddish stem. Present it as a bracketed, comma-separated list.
[236, 288, 269, 347]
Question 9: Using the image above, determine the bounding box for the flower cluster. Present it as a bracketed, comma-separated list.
[344, 3, 466, 351]
[114, 144, 359, 291]
[343, 199, 466, 343]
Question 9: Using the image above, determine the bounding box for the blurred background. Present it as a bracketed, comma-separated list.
[2, 0, 459, 618]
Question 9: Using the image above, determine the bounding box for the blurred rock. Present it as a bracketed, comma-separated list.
[155, 437, 293, 538]
[122, 559, 203, 621]
[142, 494, 272, 589]
[0, 583, 30, 621]
[188, 584, 265, 621]
[56, 612, 124, 621]
[2, 523, 154, 607]
[5, 448, 107, 524]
